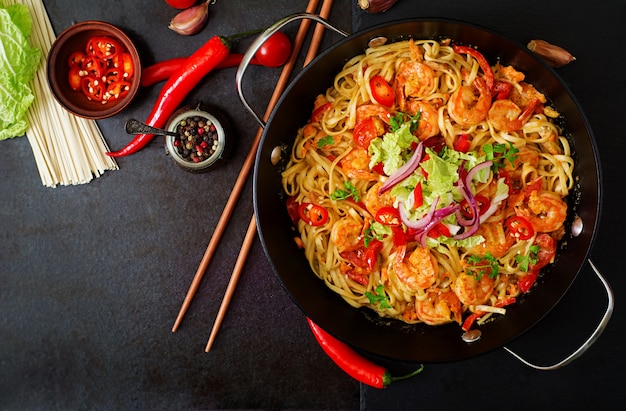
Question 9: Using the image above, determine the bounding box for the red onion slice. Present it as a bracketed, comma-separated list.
[379, 142, 424, 194]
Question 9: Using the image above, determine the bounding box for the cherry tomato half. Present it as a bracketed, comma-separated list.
[298, 203, 329, 226]
[369, 75, 395, 107]
[255, 31, 292, 68]
[353, 118, 378, 150]
[530, 233, 557, 270]
[506, 215, 534, 240]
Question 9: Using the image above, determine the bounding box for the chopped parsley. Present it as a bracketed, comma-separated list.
[330, 181, 360, 202]
[317, 135, 335, 149]
[365, 285, 392, 309]
[483, 142, 519, 171]
[466, 252, 500, 279]
[363, 224, 385, 247]
[515, 244, 540, 272]
[389, 111, 421, 133]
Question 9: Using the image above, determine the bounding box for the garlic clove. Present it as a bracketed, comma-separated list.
[527, 39, 576, 68]
[357, 0, 398, 14]
[168, 0, 210, 36]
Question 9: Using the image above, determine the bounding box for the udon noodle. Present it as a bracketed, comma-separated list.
[281, 38, 574, 331]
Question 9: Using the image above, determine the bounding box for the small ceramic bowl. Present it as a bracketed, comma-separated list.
[47, 20, 141, 120]
[164, 104, 233, 173]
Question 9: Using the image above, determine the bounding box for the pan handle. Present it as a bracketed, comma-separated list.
[236, 12, 349, 128]
[503, 259, 613, 370]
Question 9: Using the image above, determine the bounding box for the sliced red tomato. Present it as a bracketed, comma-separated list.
[310, 102, 331, 123]
[375, 206, 400, 226]
[506, 215, 534, 240]
[518, 270, 539, 293]
[453, 133, 471, 152]
[459, 195, 490, 219]
[369, 75, 395, 107]
[353, 117, 379, 150]
[298, 202, 329, 226]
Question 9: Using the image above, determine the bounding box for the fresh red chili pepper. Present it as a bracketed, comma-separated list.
[506, 215, 534, 240]
[307, 318, 424, 389]
[375, 206, 401, 226]
[140, 54, 263, 87]
[369, 75, 395, 107]
[452, 44, 495, 91]
[107, 35, 231, 157]
[453, 133, 471, 153]
[298, 202, 329, 226]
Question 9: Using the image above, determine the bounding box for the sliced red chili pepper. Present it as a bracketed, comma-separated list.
[68, 51, 85, 67]
[113, 52, 135, 79]
[427, 222, 451, 239]
[413, 183, 423, 208]
[391, 226, 407, 247]
[372, 162, 386, 176]
[80, 76, 104, 102]
[298, 202, 329, 226]
[86, 36, 123, 60]
[81, 55, 105, 79]
[307, 318, 424, 389]
[369, 75, 395, 107]
[453, 133, 471, 153]
[375, 207, 401, 226]
[506, 215, 534, 240]
[452, 44, 495, 91]
[106, 80, 132, 100]
[68, 65, 82, 91]
[459, 195, 491, 219]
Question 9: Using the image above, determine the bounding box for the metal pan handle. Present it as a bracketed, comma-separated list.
[235, 12, 349, 128]
[503, 259, 613, 370]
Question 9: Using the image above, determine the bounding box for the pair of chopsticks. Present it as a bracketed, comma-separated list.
[171, 0, 335, 352]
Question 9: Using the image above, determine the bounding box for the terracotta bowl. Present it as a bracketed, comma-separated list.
[47, 20, 141, 120]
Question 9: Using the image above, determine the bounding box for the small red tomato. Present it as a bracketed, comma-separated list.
[255, 31, 292, 68]
[369, 75, 394, 107]
[165, 0, 197, 9]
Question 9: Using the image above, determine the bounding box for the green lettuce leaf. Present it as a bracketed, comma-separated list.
[368, 121, 418, 175]
[0, 4, 41, 140]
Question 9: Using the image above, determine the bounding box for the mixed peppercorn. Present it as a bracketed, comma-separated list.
[172, 115, 219, 163]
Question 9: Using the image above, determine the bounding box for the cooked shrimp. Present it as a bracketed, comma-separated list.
[465, 222, 515, 258]
[453, 273, 495, 306]
[363, 182, 394, 217]
[406, 100, 440, 140]
[488, 98, 538, 132]
[394, 41, 436, 110]
[393, 245, 437, 291]
[448, 77, 491, 126]
[414, 291, 462, 325]
[514, 189, 567, 233]
[340, 147, 379, 181]
[331, 219, 363, 253]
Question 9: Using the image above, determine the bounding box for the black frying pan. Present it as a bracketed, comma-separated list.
[248, 16, 602, 363]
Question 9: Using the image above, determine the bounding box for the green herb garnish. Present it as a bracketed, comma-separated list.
[389, 111, 421, 133]
[365, 285, 392, 309]
[484, 142, 519, 171]
[466, 252, 499, 279]
[317, 135, 335, 149]
[330, 181, 360, 202]
[515, 244, 540, 272]
[364, 224, 384, 248]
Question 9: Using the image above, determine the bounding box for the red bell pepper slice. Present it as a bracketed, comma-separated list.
[453, 133, 471, 153]
[413, 183, 423, 208]
[506, 215, 534, 240]
[452, 44, 495, 91]
[298, 202, 329, 226]
[427, 222, 451, 239]
[369, 75, 395, 107]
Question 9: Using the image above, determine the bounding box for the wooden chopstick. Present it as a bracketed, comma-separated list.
[172, 0, 322, 333]
[204, 0, 335, 352]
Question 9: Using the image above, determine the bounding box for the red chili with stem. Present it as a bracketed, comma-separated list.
[107, 35, 231, 157]
[307, 318, 424, 389]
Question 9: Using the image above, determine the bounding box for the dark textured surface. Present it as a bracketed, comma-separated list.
[0, 0, 624, 410]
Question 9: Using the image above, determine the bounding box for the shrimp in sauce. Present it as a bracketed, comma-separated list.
[393, 245, 438, 291]
[412, 291, 462, 325]
[394, 40, 436, 110]
[448, 77, 492, 126]
[340, 147, 379, 181]
[406, 99, 440, 140]
[453, 273, 495, 306]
